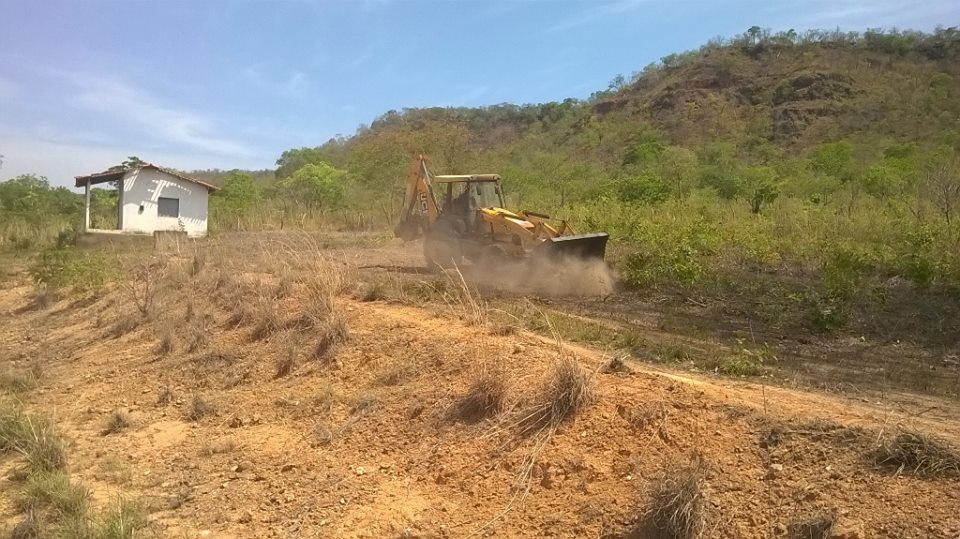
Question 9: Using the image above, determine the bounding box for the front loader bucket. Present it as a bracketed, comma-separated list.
[535, 233, 609, 261]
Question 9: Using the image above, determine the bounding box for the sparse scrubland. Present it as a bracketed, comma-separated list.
[2, 230, 960, 536]
[2, 26, 960, 537]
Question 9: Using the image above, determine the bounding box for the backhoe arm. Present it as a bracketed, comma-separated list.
[395, 155, 441, 241]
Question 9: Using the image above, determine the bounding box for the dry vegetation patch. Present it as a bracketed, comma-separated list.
[517, 355, 594, 438]
[185, 395, 215, 421]
[100, 410, 131, 436]
[642, 459, 708, 539]
[873, 429, 960, 477]
[787, 511, 836, 539]
[452, 362, 509, 423]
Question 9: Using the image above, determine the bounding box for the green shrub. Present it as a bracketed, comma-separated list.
[618, 174, 671, 204]
[29, 248, 113, 295]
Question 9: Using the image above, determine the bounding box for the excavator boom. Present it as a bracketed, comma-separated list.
[394, 155, 440, 241]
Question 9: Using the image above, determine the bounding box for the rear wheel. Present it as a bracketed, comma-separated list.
[423, 220, 462, 271]
[478, 244, 511, 271]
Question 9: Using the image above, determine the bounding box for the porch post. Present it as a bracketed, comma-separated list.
[84, 179, 91, 232]
[117, 177, 123, 230]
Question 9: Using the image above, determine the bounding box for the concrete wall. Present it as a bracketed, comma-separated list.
[119, 168, 209, 237]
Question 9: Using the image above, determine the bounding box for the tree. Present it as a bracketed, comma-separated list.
[0, 174, 51, 212]
[739, 166, 780, 213]
[617, 173, 670, 204]
[211, 171, 261, 228]
[215, 172, 260, 212]
[277, 163, 347, 211]
[275, 147, 333, 180]
[658, 146, 698, 197]
[123, 156, 146, 169]
[923, 152, 960, 224]
[812, 141, 854, 180]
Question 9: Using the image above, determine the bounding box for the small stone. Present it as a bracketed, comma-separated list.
[764, 463, 784, 480]
[339, 497, 346, 505]
[356, 466, 365, 476]
[512, 344, 524, 354]
[281, 463, 296, 472]
[237, 512, 252, 524]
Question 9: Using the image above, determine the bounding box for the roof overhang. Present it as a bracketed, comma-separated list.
[75, 163, 218, 191]
[74, 169, 126, 187]
[433, 174, 501, 183]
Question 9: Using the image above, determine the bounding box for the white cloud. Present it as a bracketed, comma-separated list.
[447, 86, 490, 107]
[67, 72, 251, 157]
[547, 0, 651, 33]
[774, 0, 959, 30]
[343, 46, 376, 70]
[0, 134, 268, 188]
[243, 65, 310, 98]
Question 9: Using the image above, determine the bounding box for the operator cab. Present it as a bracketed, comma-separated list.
[433, 175, 504, 229]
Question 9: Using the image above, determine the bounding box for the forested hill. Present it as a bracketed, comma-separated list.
[272, 27, 960, 210]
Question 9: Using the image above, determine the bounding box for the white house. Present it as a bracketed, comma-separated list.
[75, 164, 217, 237]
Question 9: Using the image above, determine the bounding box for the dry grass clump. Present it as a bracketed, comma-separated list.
[100, 411, 131, 436]
[184, 395, 214, 422]
[10, 510, 43, 539]
[198, 439, 237, 457]
[453, 363, 508, 423]
[97, 498, 148, 539]
[488, 323, 516, 336]
[156, 386, 174, 406]
[109, 316, 140, 338]
[30, 287, 59, 310]
[601, 354, 633, 375]
[185, 324, 209, 353]
[356, 281, 387, 302]
[250, 300, 283, 341]
[188, 252, 205, 278]
[374, 363, 414, 387]
[873, 429, 960, 477]
[0, 364, 42, 394]
[0, 403, 67, 474]
[274, 351, 295, 379]
[193, 348, 239, 375]
[314, 384, 338, 415]
[517, 356, 593, 437]
[16, 470, 90, 517]
[155, 331, 175, 357]
[312, 313, 349, 361]
[787, 511, 835, 539]
[272, 271, 295, 299]
[349, 391, 382, 416]
[312, 423, 336, 447]
[643, 459, 708, 539]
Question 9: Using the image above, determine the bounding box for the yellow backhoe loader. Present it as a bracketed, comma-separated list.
[394, 155, 608, 270]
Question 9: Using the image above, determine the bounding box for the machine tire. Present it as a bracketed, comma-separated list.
[478, 244, 511, 272]
[423, 220, 462, 271]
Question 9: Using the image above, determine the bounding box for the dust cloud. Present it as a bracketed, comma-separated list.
[466, 255, 617, 297]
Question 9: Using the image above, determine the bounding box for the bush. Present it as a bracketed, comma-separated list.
[618, 174, 671, 204]
[29, 248, 113, 295]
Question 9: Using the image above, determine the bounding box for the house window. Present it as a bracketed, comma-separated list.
[158, 197, 179, 218]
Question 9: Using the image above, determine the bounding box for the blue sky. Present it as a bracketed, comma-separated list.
[1, 0, 957, 187]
